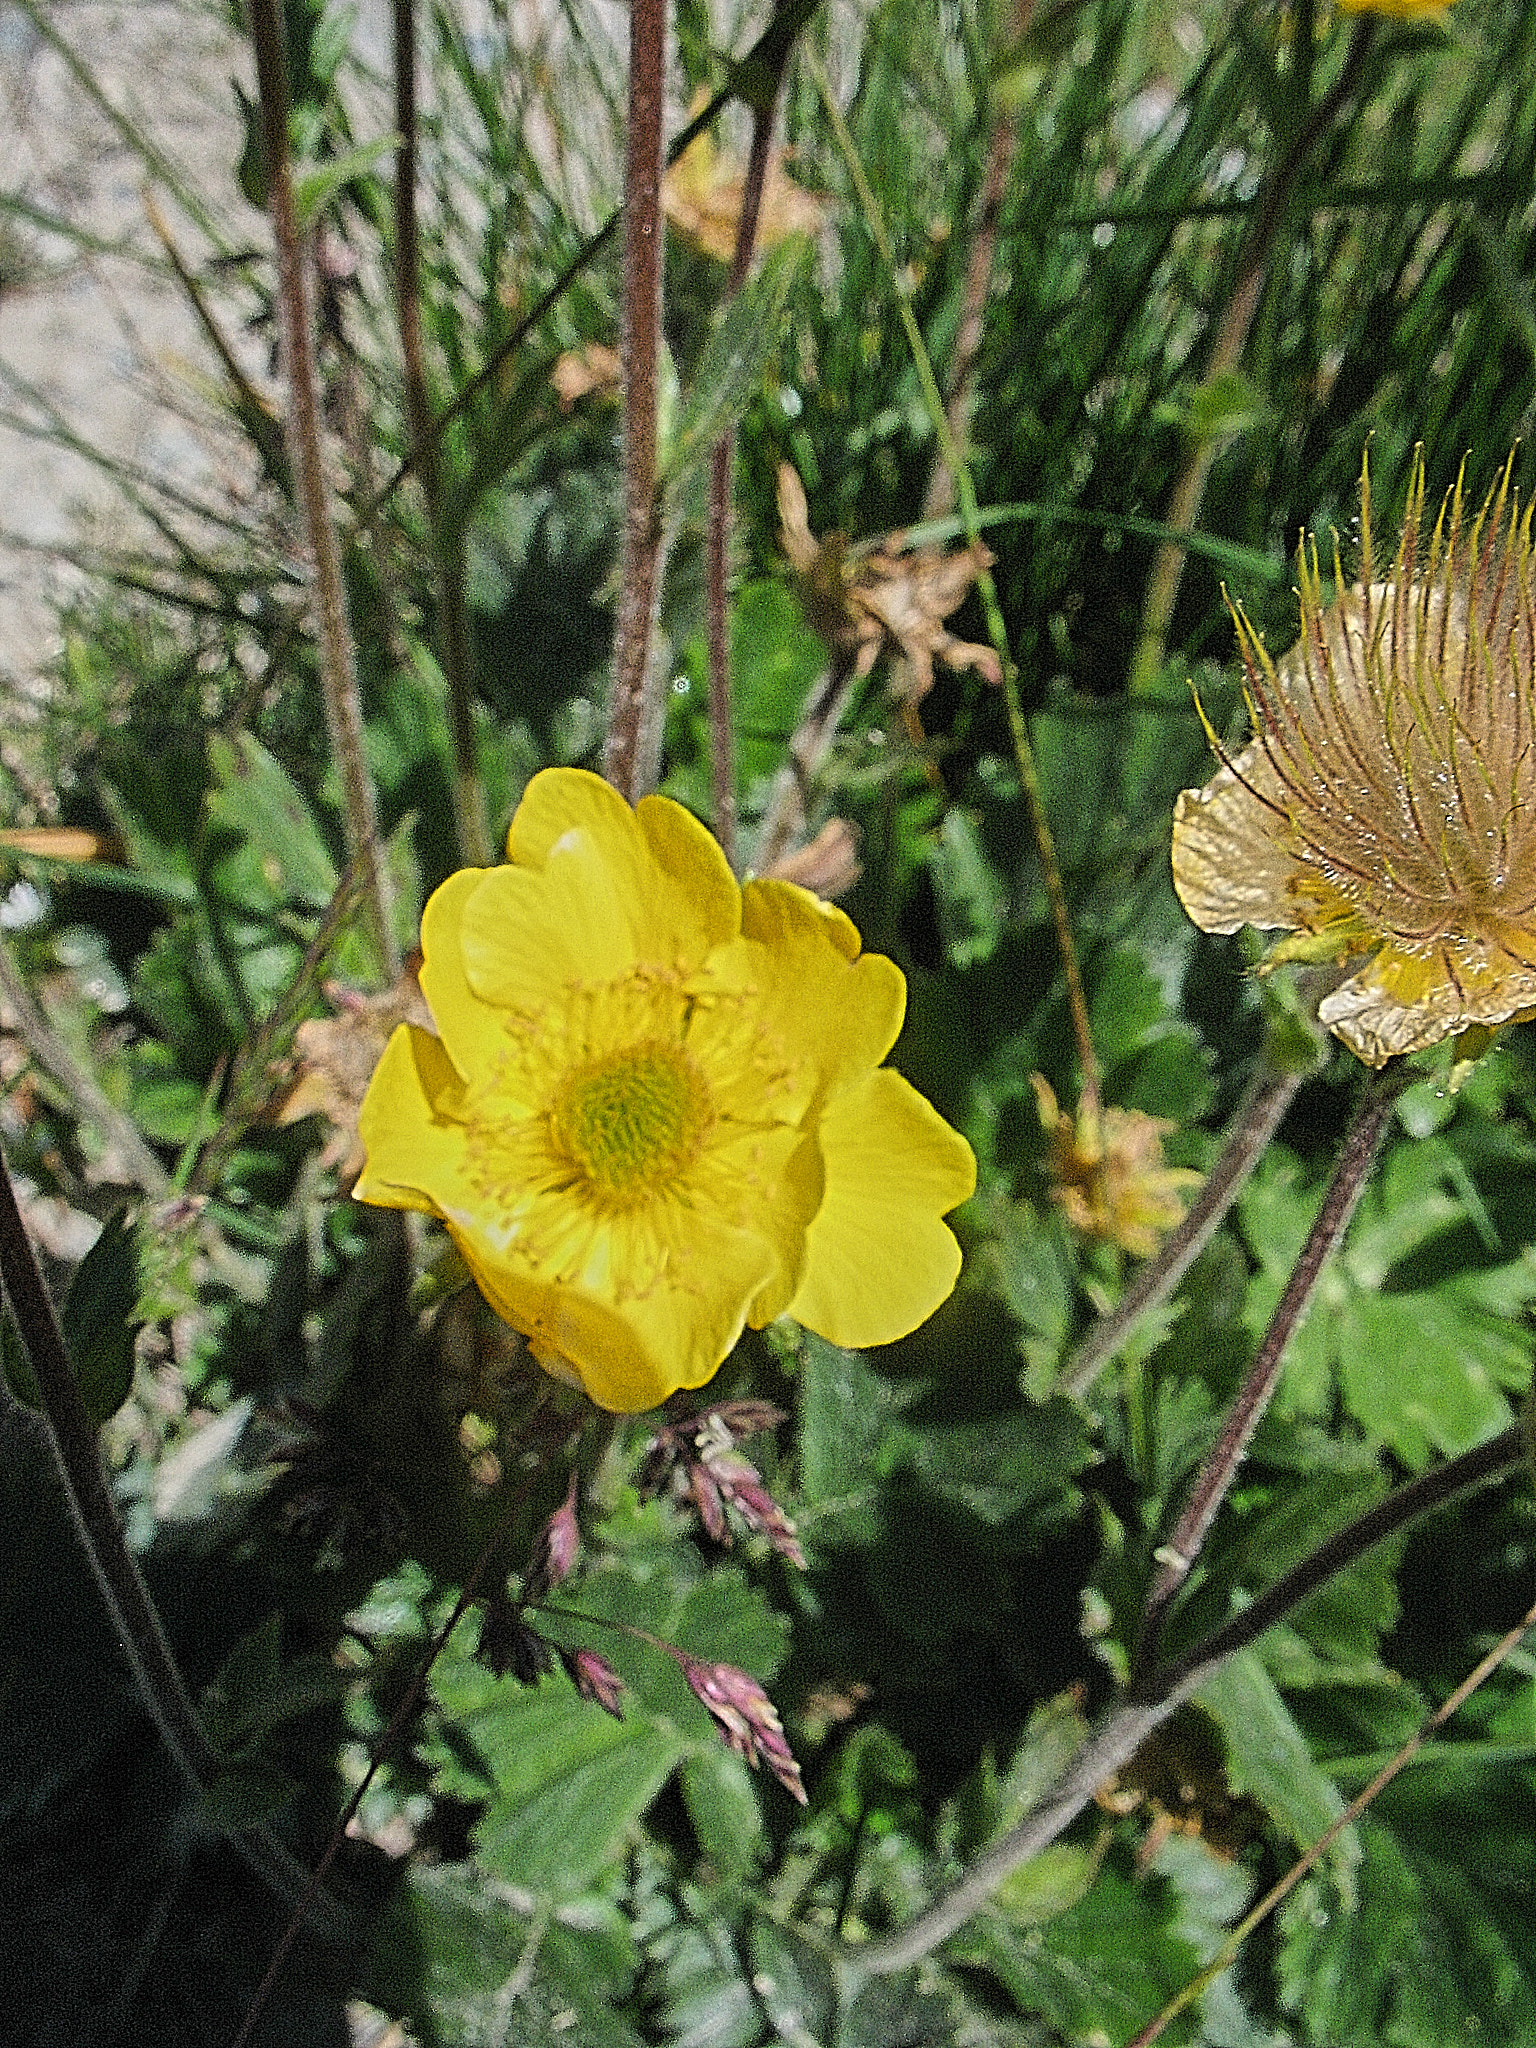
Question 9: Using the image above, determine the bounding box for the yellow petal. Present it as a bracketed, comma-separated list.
[417, 867, 513, 1079]
[635, 788, 743, 956]
[354, 1024, 470, 1212]
[741, 878, 906, 1107]
[466, 770, 738, 1009]
[461, 1212, 778, 1413]
[787, 1067, 975, 1348]
[1170, 744, 1308, 936]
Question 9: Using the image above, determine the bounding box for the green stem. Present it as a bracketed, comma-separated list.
[603, 0, 670, 801]
[247, 0, 398, 974]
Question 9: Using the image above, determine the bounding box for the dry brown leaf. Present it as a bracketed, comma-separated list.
[776, 462, 1001, 702]
[550, 342, 623, 411]
[275, 963, 433, 1181]
[664, 119, 826, 264]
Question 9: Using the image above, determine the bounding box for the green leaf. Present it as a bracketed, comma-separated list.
[929, 806, 1008, 968]
[664, 238, 804, 491]
[60, 1208, 139, 1425]
[1279, 1772, 1536, 2047]
[201, 1612, 346, 1751]
[1336, 1287, 1524, 1468]
[292, 134, 399, 228]
[429, 1646, 687, 1896]
[1197, 1651, 1359, 1896]
[680, 1743, 767, 1883]
[750, 1918, 836, 2043]
[367, 1863, 645, 2048]
[206, 731, 339, 911]
[956, 1857, 1202, 2041]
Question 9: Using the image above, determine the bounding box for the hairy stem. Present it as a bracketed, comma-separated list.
[1062, 1064, 1302, 1398]
[1135, 1059, 1410, 1672]
[854, 1418, 1521, 1978]
[247, 0, 398, 973]
[353, 1, 827, 534]
[603, 0, 670, 801]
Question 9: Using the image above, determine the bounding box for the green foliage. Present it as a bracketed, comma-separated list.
[9, 0, 1536, 2042]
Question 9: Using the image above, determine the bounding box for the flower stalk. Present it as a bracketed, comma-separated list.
[246, 0, 398, 974]
[1135, 1060, 1410, 1672]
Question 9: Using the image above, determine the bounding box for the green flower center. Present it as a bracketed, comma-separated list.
[553, 1043, 709, 1202]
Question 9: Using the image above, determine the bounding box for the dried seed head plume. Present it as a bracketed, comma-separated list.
[1173, 450, 1536, 1065]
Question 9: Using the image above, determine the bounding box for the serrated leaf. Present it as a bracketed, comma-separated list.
[930, 806, 1008, 968]
[1279, 1773, 1536, 2048]
[367, 1864, 646, 2048]
[60, 1207, 138, 1425]
[1197, 1651, 1358, 1897]
[435, 1664, 687, 1895]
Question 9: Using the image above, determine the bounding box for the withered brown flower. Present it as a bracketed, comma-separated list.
[1173, 453, 1536, 1066]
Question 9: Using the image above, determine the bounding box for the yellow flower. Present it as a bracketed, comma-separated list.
[354, 769, 975, 1412]
[1172, 453, 1536, 1067]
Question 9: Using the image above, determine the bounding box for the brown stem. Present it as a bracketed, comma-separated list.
[705, 71, 787, 867]
[353, 1, 829, 536]
[1135, 1060, 1410, 1671]
[1062, 1065, 1302, 1399]
[855, 1418, 1522, 1978]
[603, 0, 670, 802]
[1128, 19, 1375, 694]
[246, 0, 398, 972]
[392, 0, 489, 866]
